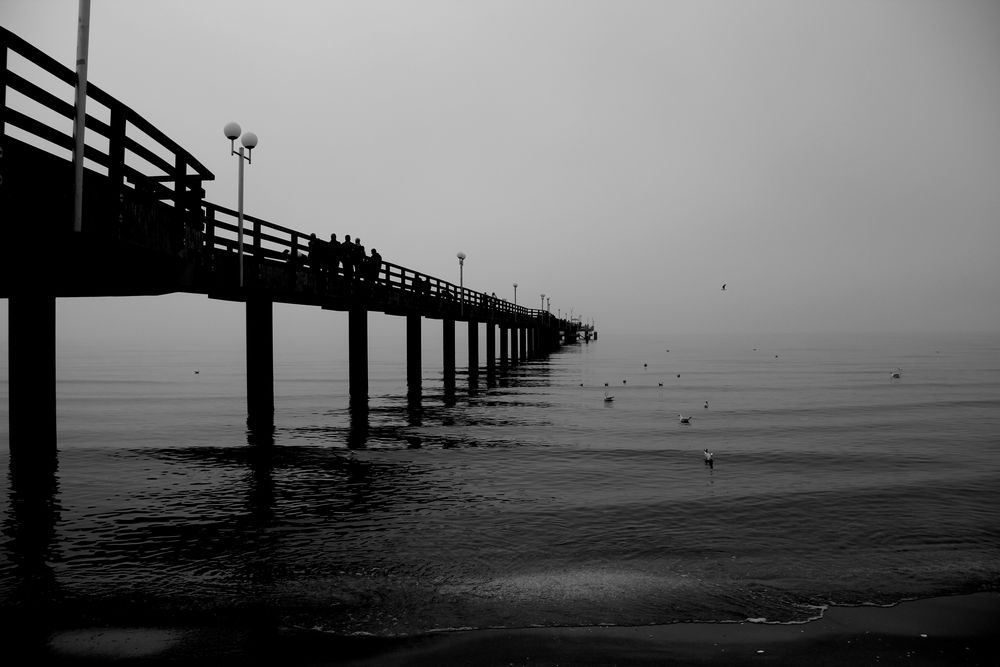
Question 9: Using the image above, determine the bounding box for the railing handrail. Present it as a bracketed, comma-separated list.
[204, 200, 547, 320]
[0, 26, 213, 187]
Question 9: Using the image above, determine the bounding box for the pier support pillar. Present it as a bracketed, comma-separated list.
[499, 325, 509, 371]
[510, 325, 519, 365]
[8, 294, 57, 460]
[349, 307, 368, 406]
[406, 313, 421, 399]
[443, 317, 456, 392]
[467, 320, 479, 383]
[246, 296, 274, 430]
[485, 322, 496, 385]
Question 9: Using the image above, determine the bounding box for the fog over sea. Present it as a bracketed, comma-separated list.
[2, 330, 998, 636]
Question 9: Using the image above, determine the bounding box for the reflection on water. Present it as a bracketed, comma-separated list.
[347, 403, 369, 449]
[2, 334, 998, 639]
[2, 453, 62, 648]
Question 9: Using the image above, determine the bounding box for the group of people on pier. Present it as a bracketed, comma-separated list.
[303, 233, 382, 293]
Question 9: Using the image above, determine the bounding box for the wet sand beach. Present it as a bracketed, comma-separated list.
[32, 592, 1000, 666]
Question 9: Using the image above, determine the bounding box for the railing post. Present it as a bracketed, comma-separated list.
[289, 232, 299, 291]
[107, 106, 126, 239]
[0, 44, 6, 203]
[173, 153, 190, 256]
[173, 153, 185, 213]
[0, 41, 7, 143]
[204, 204, 216, 272]
[252, 216, 262, 286]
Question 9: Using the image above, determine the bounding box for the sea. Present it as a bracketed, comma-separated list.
[1, 329, 999, 637]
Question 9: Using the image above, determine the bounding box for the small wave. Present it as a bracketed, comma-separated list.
[450, 567, 696, 603]
[744, 603, 828, 625]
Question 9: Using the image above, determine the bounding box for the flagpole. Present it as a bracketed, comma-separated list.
[72, 0, 91, 233]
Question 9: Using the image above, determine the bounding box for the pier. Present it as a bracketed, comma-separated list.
[0, 27, 596, 462]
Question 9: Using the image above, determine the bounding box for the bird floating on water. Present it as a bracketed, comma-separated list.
[721, 283, 727, 291]
[679, 414, 693, 424]
[890, 368, 902, 379]
[604, 392, 614, 402]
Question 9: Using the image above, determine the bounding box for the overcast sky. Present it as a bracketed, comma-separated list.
[2, 0, 999, 346]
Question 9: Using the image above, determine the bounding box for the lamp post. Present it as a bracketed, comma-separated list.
[513, 283, 518, 304]
[224, 122, 258, 288]
[540, 293, 545, 311]
[547, 297, 551, 312]
[456, 251, 466, 316]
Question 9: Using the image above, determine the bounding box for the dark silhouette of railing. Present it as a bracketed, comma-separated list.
[201, 201, 541, 322]
[0, 27, 209, 227]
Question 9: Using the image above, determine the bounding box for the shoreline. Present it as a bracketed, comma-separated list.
[32, 591, 1000, 665]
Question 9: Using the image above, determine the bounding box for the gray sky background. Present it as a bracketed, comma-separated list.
[2, 0, 999, 348]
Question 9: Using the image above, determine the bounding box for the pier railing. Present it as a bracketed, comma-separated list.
[0, 27, 213, 236]
[1, 26, 564, 327]
[202, 202, 540, 320]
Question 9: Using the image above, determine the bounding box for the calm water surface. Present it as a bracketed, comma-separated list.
[1, 331, 999, 635]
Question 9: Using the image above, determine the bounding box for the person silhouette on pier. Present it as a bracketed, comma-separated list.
[326, 233, 343, 288]
[307, 233, 328, 291]
[350, 238, 365, 287]
[365, 248, 382, 291]
[342, 235, 353, 279]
